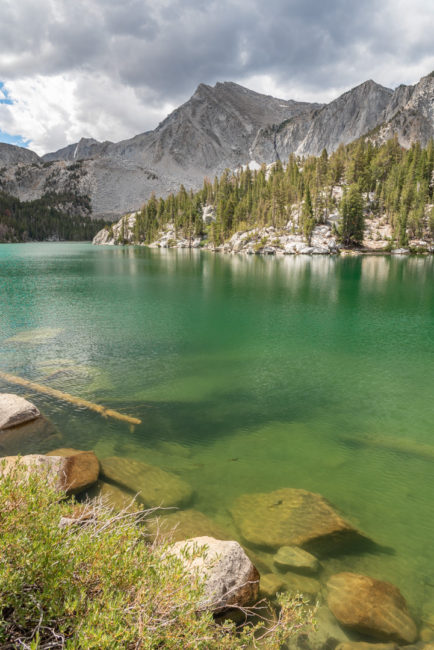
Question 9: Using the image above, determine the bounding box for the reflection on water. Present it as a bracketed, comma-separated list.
[0, 243, 434, 615]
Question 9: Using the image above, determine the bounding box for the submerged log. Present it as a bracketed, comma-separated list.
[0, 371, 141, 426]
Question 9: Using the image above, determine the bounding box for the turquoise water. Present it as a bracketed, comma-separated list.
[0, 243, 433, 614]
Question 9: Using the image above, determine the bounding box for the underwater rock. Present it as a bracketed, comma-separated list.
[231, 487, 368, 554]
[283, 572, 321, 599]
[285, 605, 355, 650]
[5, 327, 63, 344]
[168, 536, 259, 612]
[273, 546, 320, 574]
[260, 573, 286, 597]
[327, 572, 418, 644]
[146, 508, 231, 542]
[335, 642, 398, 650]
[100, 456, 193, 508]
[96, 481, 141, 511]
[0, 414, 60, 456]
[0, 393, 40, 430]
[46, 448, 100, 495]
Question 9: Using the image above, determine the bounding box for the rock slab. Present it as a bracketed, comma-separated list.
[168, 536, 259, 612]
[101, 456, 193, 508]
[231, 487, 366, 554]
[0, 393, 40, 430]
[327, 572, 418, 644]
[273, 545, 320, 574]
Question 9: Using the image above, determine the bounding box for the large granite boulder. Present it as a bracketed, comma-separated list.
[147, 509, 231, 542]
[230, 488, 367, 554]
[101, 456, 193, 508]
[0, 393, 40, 430]
[327, 572, 418, 644]
[0, 452, 99, 496]
[168, 536, 259, 612]
[46, 448, 100, 495]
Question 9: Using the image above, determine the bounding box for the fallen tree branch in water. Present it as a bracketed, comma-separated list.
[0, 370, 141, 427]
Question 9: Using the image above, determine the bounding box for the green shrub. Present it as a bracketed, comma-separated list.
[0, 463, 313, 649]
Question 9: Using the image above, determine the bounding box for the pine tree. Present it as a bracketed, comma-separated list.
[339, 184, 365, 246]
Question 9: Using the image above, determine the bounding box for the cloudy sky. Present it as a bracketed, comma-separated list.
[0, 0, 433, 155]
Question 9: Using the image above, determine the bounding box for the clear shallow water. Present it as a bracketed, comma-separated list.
[1, 243, 433, 613]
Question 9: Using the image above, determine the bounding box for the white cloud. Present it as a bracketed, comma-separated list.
[0, 0, 432, 154]
[0, 74, 176, 155]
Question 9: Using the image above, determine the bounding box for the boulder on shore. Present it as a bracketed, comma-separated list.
[327, 572, 418, 644]
[0, 393, 40, 430]
[0, 452, 99, 496]
[101, 456, 193, 508]
[46, 448, 100, 494]
[231, 487, 368, 554]
[168, 536, 259, 612]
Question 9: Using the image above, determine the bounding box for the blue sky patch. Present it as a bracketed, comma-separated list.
[0, 82, 29, 148]
[0, 82, 13, 105]
[0, 129, 30, 148]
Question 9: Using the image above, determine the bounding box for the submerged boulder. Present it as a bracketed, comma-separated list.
[327, 572, 418, 644]
[147, 508, 231, 542]
[168, 536, 259, 612]
[273, 545, 320, 574]
[230, 487, 368, 554]
[0, 414, 60, 456]
[101, 456, 193, 508]
[0, 393, 40, 430]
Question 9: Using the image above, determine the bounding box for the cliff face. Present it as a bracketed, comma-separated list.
[1, 72, 433, 219]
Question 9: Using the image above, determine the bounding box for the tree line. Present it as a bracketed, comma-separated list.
[0, 191, 106, 242]
[131, 137, 434, 247]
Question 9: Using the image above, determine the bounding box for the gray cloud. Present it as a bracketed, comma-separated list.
[0, 0, 432, 153]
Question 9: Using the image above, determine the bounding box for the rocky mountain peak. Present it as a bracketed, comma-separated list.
[0, 142, 41, 166]
[1, 71, 432, 220]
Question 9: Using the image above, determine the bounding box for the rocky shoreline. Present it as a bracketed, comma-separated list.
[2, 392, 434, 648]
[92, 203, 434, 257]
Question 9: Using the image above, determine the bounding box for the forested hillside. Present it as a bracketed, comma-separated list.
[0, 192, 107, 242]
[131, 137, 434, 249]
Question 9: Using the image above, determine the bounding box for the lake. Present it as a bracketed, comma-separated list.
[1, 242, 433, 615]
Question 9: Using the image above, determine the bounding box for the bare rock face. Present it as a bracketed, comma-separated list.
[168, 536, 259, 612]
[230, 488, 367, 554]
[46, 448, 100, 495]
[327, 572, 418, 644]
[0, 393, 40, 430]
[101, 456, 193, 508]
[0, 142, 40, 165]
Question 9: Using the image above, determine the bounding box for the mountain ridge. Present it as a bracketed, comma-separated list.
[0, 72, 432, 219]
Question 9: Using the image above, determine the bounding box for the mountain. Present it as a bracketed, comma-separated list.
[0, 72, 432, 220]
[0, 142, 41, 165]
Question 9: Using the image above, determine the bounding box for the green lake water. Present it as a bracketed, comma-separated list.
[1, 242, 433, 615]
